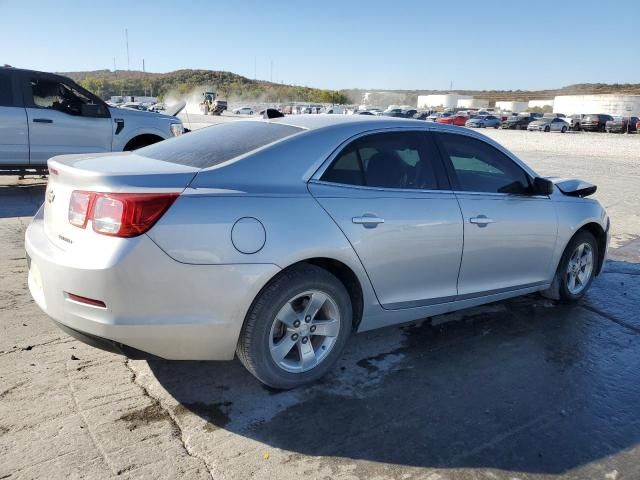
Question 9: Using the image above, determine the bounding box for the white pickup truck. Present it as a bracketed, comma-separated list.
[0, 67, 185, 173]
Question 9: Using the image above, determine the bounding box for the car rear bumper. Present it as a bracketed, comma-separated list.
[25, 214, 280, 360]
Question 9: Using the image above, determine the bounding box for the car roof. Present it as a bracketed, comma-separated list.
[267, 114, 427, 131]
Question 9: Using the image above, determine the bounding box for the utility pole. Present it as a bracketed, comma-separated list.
[125, 29, 130, 70]
[270, 60, 273, 83]
[113, 57, 116, 73]
[254, 56, 256, 80]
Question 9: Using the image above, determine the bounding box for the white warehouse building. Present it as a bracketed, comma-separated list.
[528, 99, 554, 109]
[553, 94, 640, 116]
[457, 98, 489, 109]
[417, 94, 472, 110]
[495, 101, 529, 113]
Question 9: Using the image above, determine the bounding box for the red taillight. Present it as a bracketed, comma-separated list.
[68, 191, 179, 237]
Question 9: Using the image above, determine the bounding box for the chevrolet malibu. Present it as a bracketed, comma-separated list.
[26, 116, 609, 389]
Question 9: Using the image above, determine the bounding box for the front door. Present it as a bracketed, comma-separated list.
[309, 130, 463, 309]
[435, 132, 558, 298]
[22, 73, 112, 165]
[0, 69, 28, 166]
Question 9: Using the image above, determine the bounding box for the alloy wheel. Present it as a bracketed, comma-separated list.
[566, 242, 594, 295]
[269, 290, 341, 373]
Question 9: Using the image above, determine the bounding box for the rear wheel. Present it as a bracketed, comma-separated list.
[544, 126, 550, 132]
[561, 126, 567, 133]
[237, 264, 352, 389]
[557, 231, 598, 302]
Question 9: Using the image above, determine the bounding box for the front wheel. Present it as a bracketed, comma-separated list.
[237, 264, 352, 389]
[558, 231, 598, 302]
[544, 126, 550, 132]
[561, 126, 567, 133]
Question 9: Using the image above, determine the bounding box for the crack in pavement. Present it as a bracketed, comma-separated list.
[64, 361, 118, 476]
[581, 303, 640, 335]
[124, 359, 215, 480]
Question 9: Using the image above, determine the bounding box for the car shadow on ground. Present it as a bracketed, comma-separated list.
[147, 260, 640, 475]
[0, 181, 46, 219]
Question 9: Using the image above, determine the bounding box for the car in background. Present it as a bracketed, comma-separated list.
[147, 103, 166, 113]
[121, 102, 148, 111]
[465, 115, 501, 128]
[527, 117, 570, 133]
[412, 111, 432, 120]
[382, 109, 417, 118]
[605, 116, 639, 133]
[437, 114, 469, 127]
[581, 114, 614, 132]
[26, 116, 609, 389]
[562, 114, 584, 131]
[501, 116, 535, 130]
[637, 119, 640, 133]
[356, 111, 375, 115]
[426, 112, 442, 122]
[233, 106, 254, 115]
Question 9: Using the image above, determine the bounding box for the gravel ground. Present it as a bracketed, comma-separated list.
[1, 126, 639, 480]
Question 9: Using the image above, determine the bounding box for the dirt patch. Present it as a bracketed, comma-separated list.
[119, 403, 175, 433]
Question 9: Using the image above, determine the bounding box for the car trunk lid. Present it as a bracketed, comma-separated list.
[44, 152, 198, 251]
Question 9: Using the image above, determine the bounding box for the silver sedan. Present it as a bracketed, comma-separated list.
[26, 116, 609, 389]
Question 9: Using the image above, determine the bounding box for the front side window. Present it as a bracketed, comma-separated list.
[321, 131, 440, 190]
[29, 77, 106, 117]
[0, 71, 14, 107]
[437, 133, 531, 194]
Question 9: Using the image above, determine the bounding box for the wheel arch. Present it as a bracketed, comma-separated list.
[257, 257, 365, 331]
[123, 133, 165, 151]
[564, 221, 607, 276]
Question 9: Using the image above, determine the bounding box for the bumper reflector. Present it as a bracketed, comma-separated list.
[65, 292, 107, 308]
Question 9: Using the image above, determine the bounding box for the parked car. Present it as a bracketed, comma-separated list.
[501, 116, 535, 130]
[465, 115, 501, 128]
[356, 111, 375, 115]
[426, 112, 442, 122]
[637, 119, 640, 133]
[581, 114, 614, 132]
[605, 116, 639, 133]
[412, 111, 432, 120]
[233, 107, 254, 115]
[437, 114, 469, 127]
[563, 114, 584, 131]
[382, 109, 417, 118]
[0, 67, 184, 173]
[26, 116, 609, 389]
[527, 117, 570, 133]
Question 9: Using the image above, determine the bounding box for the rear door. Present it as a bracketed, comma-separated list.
[309, 129, 463, 309]
[0, 69, 29, 166]
[22, 72, 112, 166]
[435, 132, 557, 298]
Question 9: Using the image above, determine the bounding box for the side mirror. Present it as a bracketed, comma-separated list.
[533, 177, 554, 195]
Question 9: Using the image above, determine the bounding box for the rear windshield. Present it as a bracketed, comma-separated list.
[136, 121, 303, 168]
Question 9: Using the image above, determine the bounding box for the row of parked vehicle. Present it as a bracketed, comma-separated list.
[412, 110, 640, 133]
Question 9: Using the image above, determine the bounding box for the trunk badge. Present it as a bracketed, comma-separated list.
[47, 190, 55, 204]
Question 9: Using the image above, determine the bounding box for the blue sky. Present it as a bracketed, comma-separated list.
[1, 0, 637, 91]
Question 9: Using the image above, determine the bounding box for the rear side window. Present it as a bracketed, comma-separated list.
[137, 121, 303, 168]
[0, 71, 15, 107]
[437, 133, 531, 194]
[322, 131, 442, 190]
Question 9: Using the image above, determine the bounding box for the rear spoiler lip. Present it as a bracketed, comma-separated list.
[547, 177, 597, 197]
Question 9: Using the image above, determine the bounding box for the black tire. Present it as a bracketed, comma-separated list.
[557, 230, 599, 302]
[237, 264, 352, 389]
[561, 126, 567, 133]
[574, 123, 581, 131]
[544, 126, 550, 132]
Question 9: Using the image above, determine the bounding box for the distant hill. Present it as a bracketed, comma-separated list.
[59, 69, 640, 107]
[60, 69, 348, 104]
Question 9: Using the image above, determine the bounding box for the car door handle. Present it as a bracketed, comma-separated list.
[470, 215, 495, 226]
[352, 215, 385, 228]
[32, 118, 53, 123]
